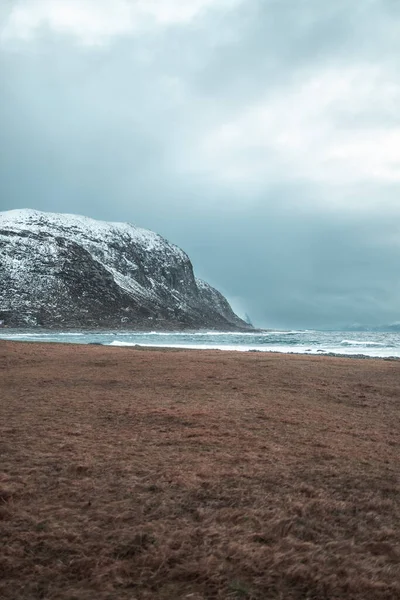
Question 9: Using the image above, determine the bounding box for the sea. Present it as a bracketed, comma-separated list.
[1, 329, 400, 359]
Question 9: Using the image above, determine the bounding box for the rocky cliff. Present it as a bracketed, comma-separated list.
[0, 209, 250, 330]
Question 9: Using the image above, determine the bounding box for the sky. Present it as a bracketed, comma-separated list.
[1, 0, 400, 329]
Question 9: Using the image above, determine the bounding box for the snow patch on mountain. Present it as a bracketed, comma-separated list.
[0, 209, 250, 330]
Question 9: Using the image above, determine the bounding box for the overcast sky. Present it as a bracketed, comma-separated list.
[1, 0, 400, 329]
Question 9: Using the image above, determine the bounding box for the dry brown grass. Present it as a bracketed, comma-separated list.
[0, 340, 399, 599]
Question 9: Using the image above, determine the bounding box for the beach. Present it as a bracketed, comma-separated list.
[1, 340, 399, 599]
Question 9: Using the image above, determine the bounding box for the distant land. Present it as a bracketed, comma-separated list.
[0, 209, 251, 331]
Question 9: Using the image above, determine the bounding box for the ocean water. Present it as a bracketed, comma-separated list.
[1, 329, 400, 358]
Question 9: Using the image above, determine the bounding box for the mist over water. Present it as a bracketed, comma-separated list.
[2, 330, 400, 358]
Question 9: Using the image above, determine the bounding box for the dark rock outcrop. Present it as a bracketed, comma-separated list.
[0, 209, 250, 330]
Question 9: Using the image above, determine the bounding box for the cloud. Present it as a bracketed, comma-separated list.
[190, 64, 400, 189]
[1, 0, 400, 328]
[1, 0, 239, 45]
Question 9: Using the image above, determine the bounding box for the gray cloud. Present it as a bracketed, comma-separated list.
[1, 0, 400, 328]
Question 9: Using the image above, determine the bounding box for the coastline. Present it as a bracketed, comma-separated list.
[1, 336, 399, 361]
[1, 340, 399, 599]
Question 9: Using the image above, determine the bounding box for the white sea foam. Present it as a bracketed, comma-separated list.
[107, 339, 400, 358]
[110, 330, 311, 337]
[109, 340, 251, 350]
[2, 330, 400, 359]
[340, 339, 390, 348]
[58, 332, 85, 336]
[0, 333, 49, 338]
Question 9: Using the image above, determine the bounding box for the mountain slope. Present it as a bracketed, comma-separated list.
[0, 209, 250, 330]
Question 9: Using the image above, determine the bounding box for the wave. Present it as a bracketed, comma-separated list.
[109, 341, 260, 351]
[107, 340, 400, 359]
[340, 340, 393, 348]
[106, 331, 255, 336]
[106, 330, 312, 337]
[108, 340, 300, 351]
[140, 331, 270, 336]
[267, 330, 311, 335]
[0, 333, 51, 338]
[199, 331, 311, 336]
[3, 330, 400, 359]
[58, 332, 85, 336]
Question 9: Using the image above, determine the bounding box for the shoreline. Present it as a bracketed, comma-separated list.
[1, 337, 400, 361]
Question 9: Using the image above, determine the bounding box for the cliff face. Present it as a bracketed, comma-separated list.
[0, 209, 250, 330]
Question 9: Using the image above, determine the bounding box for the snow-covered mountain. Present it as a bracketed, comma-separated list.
[0, 209, 250, 330]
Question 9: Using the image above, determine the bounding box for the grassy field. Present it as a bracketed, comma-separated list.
[1, 340, 399, 599]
